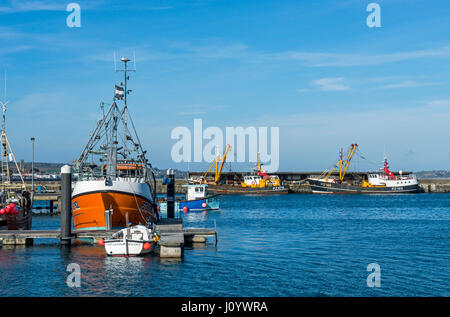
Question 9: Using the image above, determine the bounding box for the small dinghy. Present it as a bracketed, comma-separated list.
[100, 225, 160, 257]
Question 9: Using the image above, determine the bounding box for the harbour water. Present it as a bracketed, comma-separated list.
[0, 194, 449, 297]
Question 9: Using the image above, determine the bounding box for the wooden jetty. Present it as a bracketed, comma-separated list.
[0, 219, 217, 258]
[0, 166, 217, 258]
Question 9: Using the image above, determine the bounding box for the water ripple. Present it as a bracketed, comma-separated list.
[0, 193, 449, 296]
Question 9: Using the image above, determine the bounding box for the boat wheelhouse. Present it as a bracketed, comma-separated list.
[240, 153, 285, 188]
[158, 183, 220, 214]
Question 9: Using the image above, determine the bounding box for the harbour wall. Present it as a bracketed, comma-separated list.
[416, 179, 450, 193]
[155, 179, 450, 194]
[14, 178, 450, 195]
[155, 180, 187, 195]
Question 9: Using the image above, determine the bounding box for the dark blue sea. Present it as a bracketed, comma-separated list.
[0, 194, 449, 297]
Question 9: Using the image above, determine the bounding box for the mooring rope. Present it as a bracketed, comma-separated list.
[126, 181, 152, 227]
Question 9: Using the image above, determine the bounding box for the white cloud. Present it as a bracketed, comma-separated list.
[175, 104, 228, 116]
[241, 102, 450, 170]
[313, 77, 349, 91]
[0, 0, 64, 13]
[377, 80, 432, 89]
[426, 99, 450, 108]
[0, 0, 106, 13]
[298, 76, 438, 93]
[12, 92, 67, 116]
[299, 77, 349, 92]
[266, 46, 450, 67]
[89, 43, 450, 73]
[178, 111, 207, 115]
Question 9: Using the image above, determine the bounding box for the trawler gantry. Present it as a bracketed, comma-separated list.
[71, 57, 157, 231]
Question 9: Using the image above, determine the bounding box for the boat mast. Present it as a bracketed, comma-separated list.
[340, 143, 358, 182]
[202, 144, 230, 185]
[75, 55, 151, 184]
[115, 56, 136, 161]
[105, 109, 118, 183]
[323, 144, 358, 183]
[0, 94, 9, 187]
[105, 57, 131, 182]
[0, 72, 26, 190]
[123, 58, 128, 160]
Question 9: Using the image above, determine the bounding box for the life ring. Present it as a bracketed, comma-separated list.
[251, 181, 256, 185]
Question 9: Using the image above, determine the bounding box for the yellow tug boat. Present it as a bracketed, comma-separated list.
[203, 150, 289, 195]
[240, 153, 283, 188]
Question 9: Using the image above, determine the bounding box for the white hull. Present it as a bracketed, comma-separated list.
[104, 239, 155, 256]
[308, 177, 420, 194]
[72, 179, 153, 202]
[103, 225, 158, 256]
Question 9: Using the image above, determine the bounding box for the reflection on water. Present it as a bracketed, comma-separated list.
[187, 243, 207, 250]
[158, 258, 183, 266]
[1, 194, 450, 296]
[181, 209, 221, 223]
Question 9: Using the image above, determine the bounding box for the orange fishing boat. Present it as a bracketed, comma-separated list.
[72, 57, 156, 231]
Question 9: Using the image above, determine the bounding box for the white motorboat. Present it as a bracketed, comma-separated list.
[101, 225, 159, 256]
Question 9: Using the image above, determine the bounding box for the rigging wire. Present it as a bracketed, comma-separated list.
[355, 149, 380, 167]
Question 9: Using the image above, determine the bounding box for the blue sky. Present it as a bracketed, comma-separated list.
[1, 0, 450, 172]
